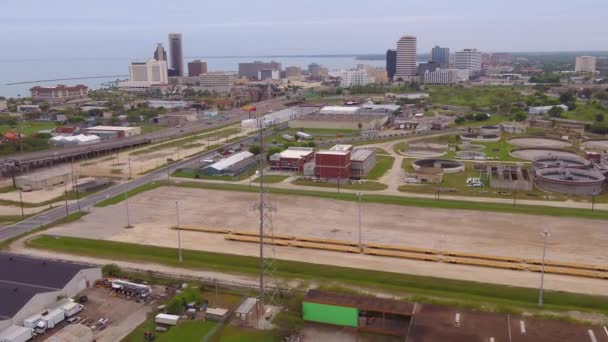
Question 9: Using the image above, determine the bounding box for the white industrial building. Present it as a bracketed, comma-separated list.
[202, 151, 257, 176]
[423, 68, 470, 84]
[118, 59, 168, 89]
[318, 106, 361, 115]
[454, 49, 482, 76]
[147, 100, 189, 109]
[338, 69, 374, 87]
[575, 56, 597, 73]
[199, 72, 236, 89]
[528, 104, 569, 115]
[50, 134, 100, 147]
[240, 106, 319, 129]
[0, 252, 101, 332]
[84, 126, 141, 139]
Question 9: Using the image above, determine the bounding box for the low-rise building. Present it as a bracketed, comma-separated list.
[147, 100, 189, 109]
[50, 134, 100, 147]
[289, 106, 388, 131]
[15, 166, 78, 190]
[351, 149, 377, 178]
[528, 105, 568, 115]
[202, 151, 257, 176]
[30, 84, 89, 103]
[0, 252, 101, 331]
[17, 105, 41, 112]
[423, 69, 469, 84]
[269, 147, 315, 172]
[83, 126, 141, 139]
[315, 145, 352, 179]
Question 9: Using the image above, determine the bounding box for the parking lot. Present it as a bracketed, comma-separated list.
[57, 286, 159, 342]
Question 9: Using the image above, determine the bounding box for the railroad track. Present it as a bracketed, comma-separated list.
[171, 226, 608, 280]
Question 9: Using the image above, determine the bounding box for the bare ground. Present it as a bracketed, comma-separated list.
[19, 186, 608, 296]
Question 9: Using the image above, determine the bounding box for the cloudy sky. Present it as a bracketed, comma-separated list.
[2, 0, 607, 59]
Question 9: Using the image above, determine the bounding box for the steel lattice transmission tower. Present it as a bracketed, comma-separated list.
[253, 114, 280, 320]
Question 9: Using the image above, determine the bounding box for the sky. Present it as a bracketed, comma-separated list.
[2, 0, 607, 59]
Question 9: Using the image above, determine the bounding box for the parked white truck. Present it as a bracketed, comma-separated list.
[0, 325, 33, 342]
[60, 302, 84, 318]
[154, 313, 179, 326]
[22, 314, 42, 329]
[34, 308, 65, 334]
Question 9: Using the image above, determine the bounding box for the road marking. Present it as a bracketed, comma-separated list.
[588, 329, 597, 342]
[520, 320, 526, 334]
[604, 326, 608, 337]
[490, 338, 495, 342]
[454, 313, 461, 327]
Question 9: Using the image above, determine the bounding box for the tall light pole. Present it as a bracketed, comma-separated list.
[356, 192, 363, 250]
[124, 192, 132, 228]
[176, 201, 183, 263]
[71, 156, 80, 211]
[19, 190, 24, 219]
[63, 180, 69, 216]
[538, 229, 550, 307]
[128, 158, 132, 179]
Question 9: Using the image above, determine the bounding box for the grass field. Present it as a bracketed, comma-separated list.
[428, 86, 525, 108]
[123, 320, 216, 342]
[292, 179, 388, 191]
[365, 155, 395, 180]
[0, 121, 57, 135]
[0, 211, 86, 250]
[27, 235, 608, 318]
[140, 123, 168, 134]
[172, 168, 256, 182]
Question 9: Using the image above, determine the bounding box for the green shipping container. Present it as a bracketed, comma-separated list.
[302, 302, 359, 327]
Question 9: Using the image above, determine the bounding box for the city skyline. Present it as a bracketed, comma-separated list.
[2, 0, 608, 59]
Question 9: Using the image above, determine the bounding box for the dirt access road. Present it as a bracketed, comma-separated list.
[27, 186, 608, 296]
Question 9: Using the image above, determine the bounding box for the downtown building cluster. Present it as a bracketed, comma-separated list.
[386, 35, 483, 84]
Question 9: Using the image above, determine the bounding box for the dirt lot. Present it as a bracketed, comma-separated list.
[409, 304, 608, 342]
[583, 140, 608, 150]
[44, 186, 608, 295]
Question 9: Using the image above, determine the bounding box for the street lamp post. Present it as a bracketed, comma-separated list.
[356, 192, 363, 250]
[176, 201, 183, 263]
[19, 190, 24, 218]
[124, 192, 132, 228]
[538, 229, 551, 307]
[63, 181, 69, 216]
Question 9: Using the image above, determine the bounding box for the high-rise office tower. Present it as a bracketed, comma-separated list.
[454, 49, 482, 76]
[168, 33, 184, 77]
[395, 35, 417, 79]
[386, 49, 397, 81]
[154, 43, 167, 62]
[431, 46, 450, 68]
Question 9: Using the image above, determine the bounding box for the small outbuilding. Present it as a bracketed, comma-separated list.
[350, 149, 377, 178]
[202, 151, 257, 176]
[234, 298, 261, 325]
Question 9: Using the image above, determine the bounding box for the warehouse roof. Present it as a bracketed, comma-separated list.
[85, 126, 138, 131]
[206, 151, 254, 171]
[304, 290, 415, 316]
[279, 147, 314, 159]
[0, 252, 94, 319]
[319, 106, 361, 115]
[351, 149, 375, 162]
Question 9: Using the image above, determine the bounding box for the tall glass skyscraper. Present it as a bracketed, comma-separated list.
[431, 46, 450, 69]
[168, 33, 184, 77]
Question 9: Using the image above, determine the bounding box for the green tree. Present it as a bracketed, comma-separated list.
[595, 114, 605, 123]
[38, 102, 50, 112]
[102, 264, 122, 277]
[511, 110, 528, 122]
[548, 106, 564, 118]
[248, 145, 261, 155]
[455, 117, 466, 124]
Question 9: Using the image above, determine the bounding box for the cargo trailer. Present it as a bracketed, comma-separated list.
[0, 325, 33, 342]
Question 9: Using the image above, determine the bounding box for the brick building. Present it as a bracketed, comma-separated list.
[30, 84, 88, 103]
[315, 145, 352, 179]
[269, 147, 314, 172]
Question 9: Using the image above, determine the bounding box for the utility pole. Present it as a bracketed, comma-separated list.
[176, 201, 182, 263]
[63, 180, 69, 216]
[124, 192, 132, 228]
[356, 192, 363, 250]
[592, 194, 595, 212]
[19, 190, 24, 219]
[71, 157, 80, 211]
[538, 229, 550, 307]
[258, 119, 265, 306]
[128, 158, 132, 178]
[513, 190, 516, 207]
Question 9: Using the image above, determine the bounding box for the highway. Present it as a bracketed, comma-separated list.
[0, 132, 262, 241]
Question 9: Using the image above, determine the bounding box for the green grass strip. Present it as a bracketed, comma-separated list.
[26, 235, 608, 316]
